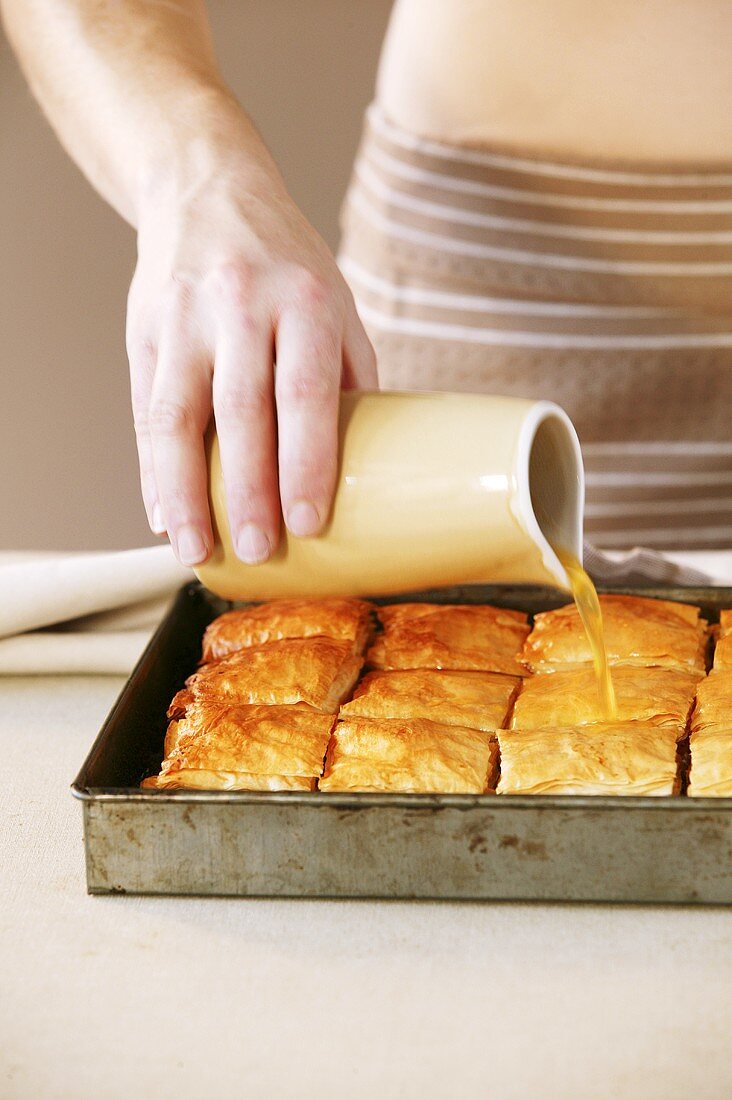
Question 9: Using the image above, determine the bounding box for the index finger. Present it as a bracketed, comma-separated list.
[148, 312, 213, 566]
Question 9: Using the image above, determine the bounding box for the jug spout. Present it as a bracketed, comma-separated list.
[514, 401, 584, 592]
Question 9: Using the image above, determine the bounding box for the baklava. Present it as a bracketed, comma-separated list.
[690, 669, 732, 734]
[713, 610, 732, 670]
[339, 668, 520, 733]
[146, 594, 710, 798]
[498, 723, 684, 796]
[202, 597, 374, 662]
[511, 666, 700, 730]
[687, 730, 732, 797]
[367, 602, 530, 676]
[143, 702, 335, 791]
[319, 716, 498, 794]
[521, 594, 706, 675]
[174, 637, 363, 713]
[687, 671, 732, 796]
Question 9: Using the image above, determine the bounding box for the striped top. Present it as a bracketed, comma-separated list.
[338, 106, 732, 551]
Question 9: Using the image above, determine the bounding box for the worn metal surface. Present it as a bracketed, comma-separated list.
[73, 583, 732, 903]
[80, 793, 732, 902]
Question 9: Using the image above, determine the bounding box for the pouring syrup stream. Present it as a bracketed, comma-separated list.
[556, 548, 617, 720]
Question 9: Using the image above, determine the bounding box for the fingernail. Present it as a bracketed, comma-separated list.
[151, 503, 165, 535]
[235, 523, 271, 565]
[175, 525, 209, 565]
[286, 500, 320, 538]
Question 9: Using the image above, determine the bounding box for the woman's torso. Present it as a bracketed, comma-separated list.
[377, 0, 732, 164]
[344, 0, 732, 551]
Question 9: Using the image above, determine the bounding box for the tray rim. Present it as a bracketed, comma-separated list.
[71, 786, 732, 811]
[71, 580, 732, 811]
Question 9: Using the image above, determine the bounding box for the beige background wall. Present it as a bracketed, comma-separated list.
[0, 0, 392, 549]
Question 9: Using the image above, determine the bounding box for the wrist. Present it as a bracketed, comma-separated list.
[133, 83, 282, 229]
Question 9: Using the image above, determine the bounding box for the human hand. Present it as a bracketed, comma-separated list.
[126, 123, 376, 566]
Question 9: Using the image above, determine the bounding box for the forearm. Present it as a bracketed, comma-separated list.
[1, 0, 277, 227]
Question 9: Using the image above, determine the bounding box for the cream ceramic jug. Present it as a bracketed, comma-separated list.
[194, 391, 583, 600]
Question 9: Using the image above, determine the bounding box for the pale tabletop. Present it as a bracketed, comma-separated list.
[3, 553, 732, 1099]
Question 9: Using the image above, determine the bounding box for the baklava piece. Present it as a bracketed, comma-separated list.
[202, 597, 375, 662]
[688, 671, 732, 796]
[143, 702, 335, 791]
[340, 668, 519, 732]
[176, 637, 362, 713]
[319, 716, 498, 794]
[511, 666, 700, 729]
[366, 602, 530, 677]
[713, 610, 732, 670]
[687, 731, 732, 797]
[690, 669, 732, 734]
[521, 594, 706, 675]
[498, 723, 684, 796]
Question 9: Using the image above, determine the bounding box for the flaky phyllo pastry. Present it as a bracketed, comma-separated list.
[498, 723, 684, 796]
[712, 610, 732, 670]
[175, 637, 363, 713]
[520, 595, 707, 675]
[340, 669, 519, 732]
[691, 669, 732, 734]
[143, 702, 335, 791]
[511, 666, 700, 730]
[687, 670, 732, 796]
[319, 717, 498, 793]
[367, 602, 530, 676]
[201, 597, 374, 662]
[145, 595, 708, 797]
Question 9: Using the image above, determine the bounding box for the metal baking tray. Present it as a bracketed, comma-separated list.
[72, 582, 732, 903]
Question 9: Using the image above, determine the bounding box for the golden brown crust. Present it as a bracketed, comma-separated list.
[160, 702, 335, 777]
[681, 661, 732, 796]
[163, 719, 184, 758]
[149, 596, 713, 798]
[713, 636, 732, 670]
[184, 637, 362, 712]
[690, 670, 732, 735]
[201, 598, 375, 662]
[376, 601, 528, 630]
[688, 728, 732, 796]
[511, 666, 700, 730]
[144, 703, 335, 791]
[498, 723, 683, 796]
[520, 594, 706, 674]
[713, 610, 732, 670]
[319, 716, 498, 793]
[365, 636, 387, 668]
[148, 771, 317, 791]
[340, 668, 519, 732]
[367, 603, 530, 676]
[167, 688, 194, 721]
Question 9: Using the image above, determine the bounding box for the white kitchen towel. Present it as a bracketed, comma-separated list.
[0, 547, 191, 639]
[0, 630, 156, 675]
[584, 543, 716, 587]
[0, 548, 191, 674]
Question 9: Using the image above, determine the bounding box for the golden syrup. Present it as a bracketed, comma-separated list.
[556, 548, 617, 719]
